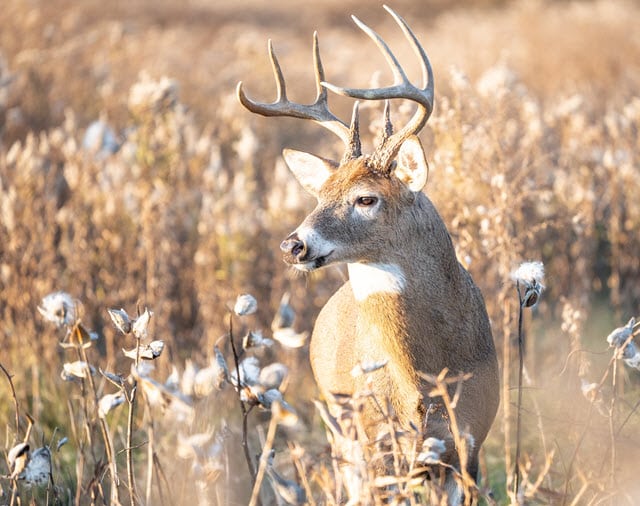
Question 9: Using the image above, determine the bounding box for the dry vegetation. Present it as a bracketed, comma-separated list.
[1, 0, 640, 504]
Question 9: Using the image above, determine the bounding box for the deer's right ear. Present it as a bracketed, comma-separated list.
[282, 149, 337, 197]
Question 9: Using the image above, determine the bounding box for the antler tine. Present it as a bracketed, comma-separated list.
[312, 32, 329, 103]
[342, 101, 362, 164]
[236, 36, 355, 152]
[383, 5, 433, 101]
[382, 100, 393, 141]
[321, 5, 434, 170]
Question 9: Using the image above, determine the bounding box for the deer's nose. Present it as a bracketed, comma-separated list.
[281, 233, 306, 262]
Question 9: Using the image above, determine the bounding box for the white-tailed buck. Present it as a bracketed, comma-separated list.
[238, 5, 499, 503]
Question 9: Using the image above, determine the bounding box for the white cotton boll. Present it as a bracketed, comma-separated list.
[272, 328, 308, 349]
[606, 317, 635, 348]
[22, 446, 51, 487]
[417, 437, 446, 464]
[123, 340, 164, 361]
[259, 363, 288, 390]
[234, 294, 258, 316]
[38, 291, 76, 327]
[62, 361, 95, 379]
[511, 261, 545, 287]
[351, 359, 389, 377]
[230, 356, 261, 388]
[132, 308, 153, 340]
[511, 261, 546, 307]
[108, 308, 132, 334]
[8, 442, 29, 479]
[243, 330, 274, 349]
[98, 392, 126, 418]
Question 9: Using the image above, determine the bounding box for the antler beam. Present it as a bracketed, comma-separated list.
[236, 33, 362, 160]
[321, 5, 434, 171]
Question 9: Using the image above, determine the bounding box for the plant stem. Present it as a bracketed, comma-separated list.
[146, 406, 154, 505]
[513, 283, 525, 502]
[74, 325, 120, 504]
[500, 290, 514, 500]
[126, 338, 142, 506]
[228, 313, 257, 484]
[248, 410, 279, 506]
[127, 382, 138, 506]
[608, 359, 618, 490]
[0, 362, 20, 435]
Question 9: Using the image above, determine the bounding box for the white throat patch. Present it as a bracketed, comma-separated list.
[348, 263, 406, 301]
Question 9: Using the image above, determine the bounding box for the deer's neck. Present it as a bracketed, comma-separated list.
[347, 194, 471, 373]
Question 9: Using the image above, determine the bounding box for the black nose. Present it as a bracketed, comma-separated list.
[281, 233, 306, 261]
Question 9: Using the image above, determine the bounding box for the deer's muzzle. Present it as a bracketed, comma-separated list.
[280, 231, 333, 271]
[281, 233, 307, 263]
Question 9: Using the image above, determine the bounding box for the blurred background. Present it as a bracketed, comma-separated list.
[1, 0, 640, 503]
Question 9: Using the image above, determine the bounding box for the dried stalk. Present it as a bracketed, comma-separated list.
[248, 407, 279, 506]
[73, 324, 120, 505]
[126, 337, 142, 506]
[228, 313, 258, 485]
[513, 283, 526, 501]
[607, 358, 618, 491]
[0, 362, 20, 435]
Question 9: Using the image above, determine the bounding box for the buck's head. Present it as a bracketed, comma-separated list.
[237, 5, 434, 272]
[279, 132, 429, 271]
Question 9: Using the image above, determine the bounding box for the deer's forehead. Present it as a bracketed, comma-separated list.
[321, 164, 397, 199]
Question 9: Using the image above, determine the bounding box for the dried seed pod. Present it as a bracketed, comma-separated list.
[108, 308, 132, 334]
[272, 328, 308, 349]
[123, 340, 164, 360]
[132, 308, 153, 340]
[8, 442, 30, 479]
[98, 392, 126, 418]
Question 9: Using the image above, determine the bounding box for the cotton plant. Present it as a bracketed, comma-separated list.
[2, 395, 68, 499]
[417, 437, 447, 465]
[605, 317, 640, 370]
[510, 261, 546, 502]
[35, 291, 110, 499]
[511, 261, 545, 308]
[33, 289, 307, 503]
[38, 291, 172, 504]
[5, 442, 59, 490]
[271, 292, 309, 349]
[226, 291, 305, 501]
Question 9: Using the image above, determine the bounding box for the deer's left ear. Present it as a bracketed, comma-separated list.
[393, 136, 428, 192]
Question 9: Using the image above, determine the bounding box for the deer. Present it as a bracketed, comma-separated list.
[237, 5, 499, 504]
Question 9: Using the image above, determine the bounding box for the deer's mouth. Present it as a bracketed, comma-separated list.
[291, 251, 333, 272]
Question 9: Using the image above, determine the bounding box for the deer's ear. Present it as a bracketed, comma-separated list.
[393, 136, 428, 193]
[283, 149, 337, 197]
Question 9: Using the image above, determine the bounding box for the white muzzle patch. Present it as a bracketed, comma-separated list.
[348, 263, 406, 301]
[292, 225, 336, 271]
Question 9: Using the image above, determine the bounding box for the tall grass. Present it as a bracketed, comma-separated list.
[1, 0, 640, 503]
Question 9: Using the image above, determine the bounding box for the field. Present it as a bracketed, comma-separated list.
[1, 0, 640, 503]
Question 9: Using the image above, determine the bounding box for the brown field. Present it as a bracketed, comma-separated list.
[1, 0, 640, 503]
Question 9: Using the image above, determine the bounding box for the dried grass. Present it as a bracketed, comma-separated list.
[1, 0, 640, 504]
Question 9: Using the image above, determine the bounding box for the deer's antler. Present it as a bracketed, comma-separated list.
[321, 5, 434, 172]
[236, 33, 362, 163]
[237, 5, 433, 171]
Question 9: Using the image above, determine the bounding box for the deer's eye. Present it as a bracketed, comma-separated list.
[355, 196, 378, 207]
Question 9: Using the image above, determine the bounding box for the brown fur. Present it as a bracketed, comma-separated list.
[306, 158, 500, 481]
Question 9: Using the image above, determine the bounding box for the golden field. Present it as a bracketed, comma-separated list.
[1, 0, 640, 503]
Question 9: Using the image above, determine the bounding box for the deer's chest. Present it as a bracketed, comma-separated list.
[310, 283, 422, 425]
